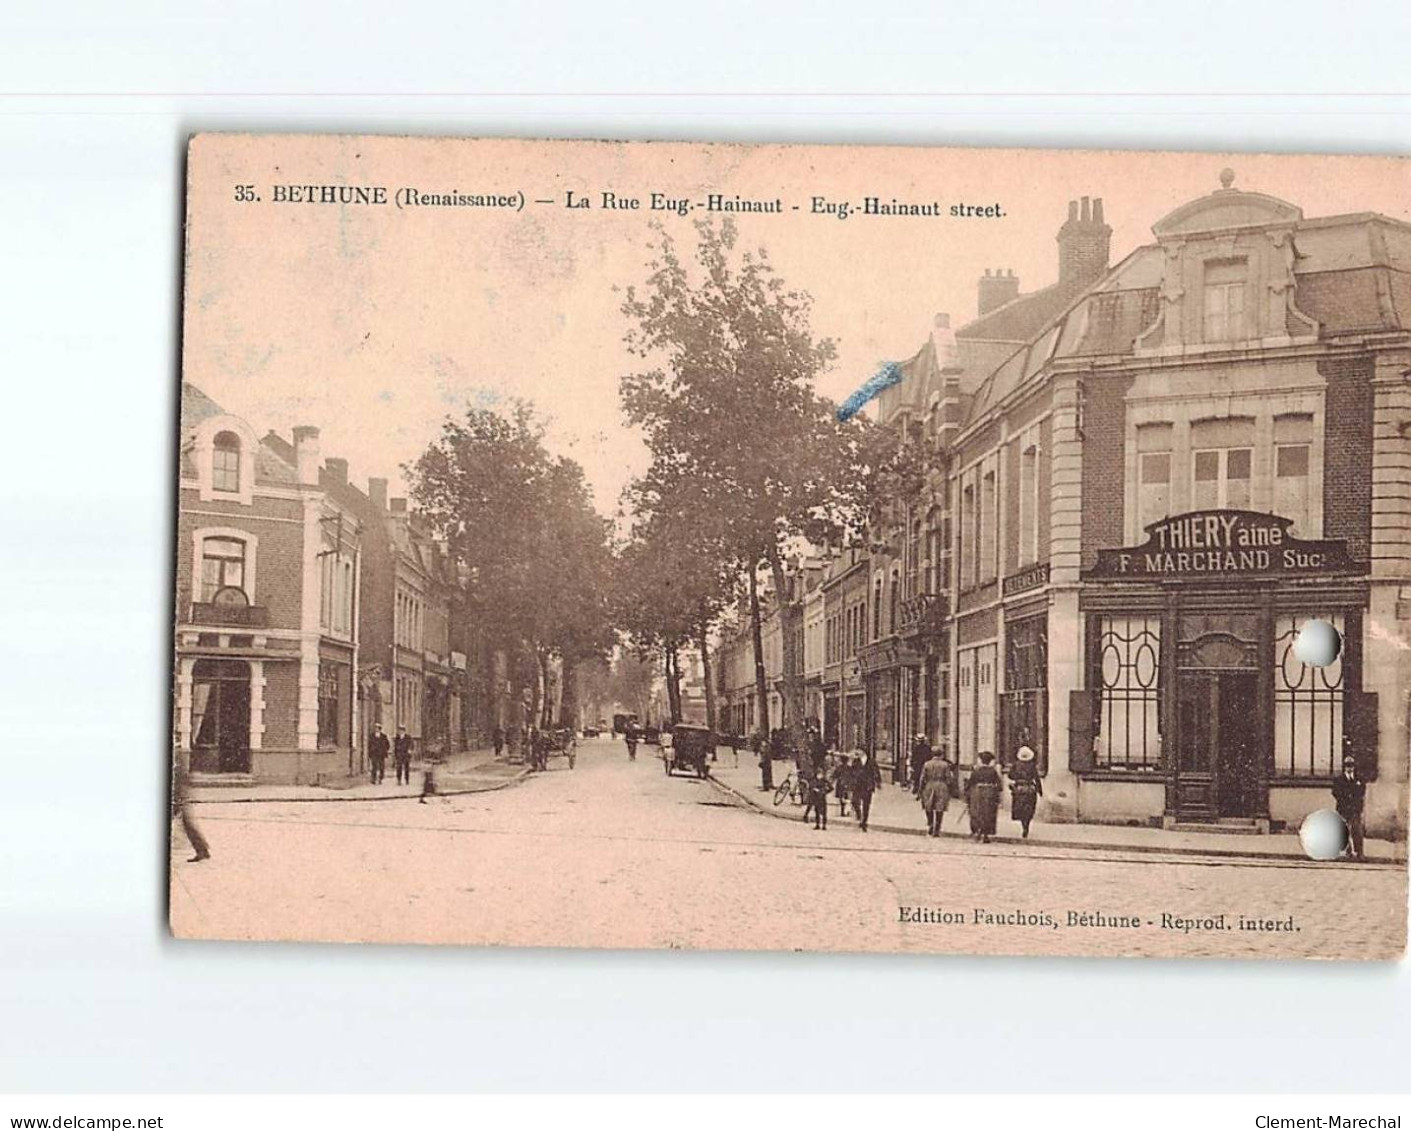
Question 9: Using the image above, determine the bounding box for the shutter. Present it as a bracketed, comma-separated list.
[1068, 689, 1096, 772]
[1343, 690, 1379, 782]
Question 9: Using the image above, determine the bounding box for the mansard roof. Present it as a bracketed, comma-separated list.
[959, 208, 1411, 428]
[178, 382, 299, 485]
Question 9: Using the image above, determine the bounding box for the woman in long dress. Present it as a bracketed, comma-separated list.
[1009, 744, 1043, 838]
[965, 751, 1002, 843]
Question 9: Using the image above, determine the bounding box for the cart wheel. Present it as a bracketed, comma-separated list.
[772, 779, 791, 807]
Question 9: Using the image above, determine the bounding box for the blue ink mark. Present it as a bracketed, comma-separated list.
[837, 361, 903, 421]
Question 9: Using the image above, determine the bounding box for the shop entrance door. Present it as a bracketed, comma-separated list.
[190, 659, 251, 774]
[1175, 670, 1258, 819]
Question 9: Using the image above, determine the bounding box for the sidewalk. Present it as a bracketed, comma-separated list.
[188, 745, 526, 803]
[706, 753, 1404, 865]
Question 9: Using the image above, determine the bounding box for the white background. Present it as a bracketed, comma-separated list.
[1, 1, 1408, 1095]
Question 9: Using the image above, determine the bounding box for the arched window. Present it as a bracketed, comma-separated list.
[212, 431, 242, 493]
[889, 569, 901, 633]
[201, 536, 246, 602]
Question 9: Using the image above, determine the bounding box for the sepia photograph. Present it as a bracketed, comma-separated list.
[169, 134, 1409, 960]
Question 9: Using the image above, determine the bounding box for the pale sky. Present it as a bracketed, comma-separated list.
[183, 137, 1410, 519]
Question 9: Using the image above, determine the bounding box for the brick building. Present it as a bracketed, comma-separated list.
[888, 175, 1409, 837]
[174, 386, 363, 784]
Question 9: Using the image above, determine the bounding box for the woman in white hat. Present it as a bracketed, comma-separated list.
[1009, 738, 1043, 839]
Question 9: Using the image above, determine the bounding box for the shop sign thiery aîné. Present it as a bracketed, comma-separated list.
[1085, 510, 1360, 580]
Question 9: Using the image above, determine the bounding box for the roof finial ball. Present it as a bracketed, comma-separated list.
[1219, 167, 1236, 190]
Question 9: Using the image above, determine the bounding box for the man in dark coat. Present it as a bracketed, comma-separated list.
[1331, 752, 1367, 861]
[852, 754, 878, 832]
[393, 725, 414, 785]
[909, 735, 931, 796]
[368, 723, 390, 784]
[492, 725, 505, 759]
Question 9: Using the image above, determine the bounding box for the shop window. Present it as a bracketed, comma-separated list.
[1202, 258, 1248, 342]
[212, 431, 241, 493]
[317, 661, 340, 747]
[1274, 615, 1344, 778]
[200, 536, 246, 602]
[1095, 616, 1162, 770]
[1002, 616, 1047, 771]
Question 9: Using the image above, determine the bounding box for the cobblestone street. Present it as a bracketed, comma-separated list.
[170, 737, 1405, 959]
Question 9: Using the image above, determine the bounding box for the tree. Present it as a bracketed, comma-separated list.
[407, 400, 615, 730]
[620, 219, 871, 750]
[614, 472, 738, 728]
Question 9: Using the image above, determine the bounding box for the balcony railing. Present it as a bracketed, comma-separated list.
[897, 591, 947, 634]
[188, 602, 270, 628]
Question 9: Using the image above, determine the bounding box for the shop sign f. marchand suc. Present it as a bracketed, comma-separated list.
[1083, 510, 1358, 580]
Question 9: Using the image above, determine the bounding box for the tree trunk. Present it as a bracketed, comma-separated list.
[747, 562, 772, 790]
[697, 616, 717, 733]
[559, 657, 578, 730]
[747, 564, 769, 739]
[664, 644, 683, 724]
[766, 541, 807, 759]
[536, 649, 551, 728]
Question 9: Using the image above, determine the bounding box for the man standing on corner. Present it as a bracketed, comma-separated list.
[368, 722, 390, 784]
[1331, 751, 1367, 862]
[393, 724, 414, 786]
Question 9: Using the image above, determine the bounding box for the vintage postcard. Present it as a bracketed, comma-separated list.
[171, 134, 1409, 959]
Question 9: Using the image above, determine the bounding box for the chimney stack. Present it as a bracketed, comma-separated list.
[368, 477, 388, 511]
[389, 497, 408, 515]
[292, 425, 321, 485]
[977, 267, 1021, 315]
[324, 457, 348, 485]
[1057, 195, 1111, 290]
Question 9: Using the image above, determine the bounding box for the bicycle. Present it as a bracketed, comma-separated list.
[772, 769, 808, 807]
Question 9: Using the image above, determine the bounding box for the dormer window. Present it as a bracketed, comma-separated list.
[1202, 258, 1248, 343]
[212, 431, 242, 493]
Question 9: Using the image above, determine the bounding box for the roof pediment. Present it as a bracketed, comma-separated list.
[1153, 187, 1302, 238]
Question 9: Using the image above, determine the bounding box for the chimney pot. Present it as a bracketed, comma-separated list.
[976, 267, 1021, 315]
[1068, 200, 1079, 222]
[292, 426, 321, 485]
[368, 477, 388, 511]
[1081, 196, 1091, 222]
[1092, 198, 1104, 223]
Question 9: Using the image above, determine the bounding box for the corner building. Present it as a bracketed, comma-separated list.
[949, 176, 1409, 837]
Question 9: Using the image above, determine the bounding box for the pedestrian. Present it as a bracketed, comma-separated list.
[1009, 743, 1043, 839]
[419, 758, 439, 804]
[727, 731, 740, 769]
[909, 734, 930, 796]
[393, 724, 414, 785]
[852, 753, 878, 832]
[172, 752, 210, 863]
[755, 728, 773, 792]
[625, 721, 639, 762]
[834, 751, 850, 817]
[368, 723, 390, 784]
[492, 725, 505, 759]
[1331, 752, 1367, 861]
[808, 766, 831, 830]
[918, 749, 955, 836]
[808, 722, 827, 777]
[966, 751, 1002, 843]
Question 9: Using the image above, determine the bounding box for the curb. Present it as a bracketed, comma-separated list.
[190, 764, 533, 805]
[705, 773, 1404, 868]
